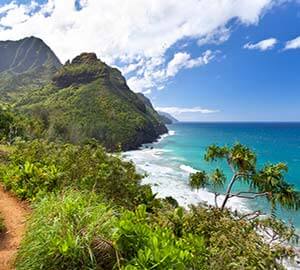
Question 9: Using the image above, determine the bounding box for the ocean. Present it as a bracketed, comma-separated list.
[124, 122, 300, 230]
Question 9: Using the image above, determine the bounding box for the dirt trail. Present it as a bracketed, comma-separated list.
[0, 186, 30, 270]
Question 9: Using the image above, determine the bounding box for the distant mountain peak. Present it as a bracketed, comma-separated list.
[158, 111, 179, 124]
[0, 36, 61, 72]
[0, 36, 62, 101]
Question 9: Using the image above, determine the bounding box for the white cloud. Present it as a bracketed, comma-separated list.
[0, 0, 285, 93]
[125, 50, 216, 93]
[0, 2, 17, 14]
[284, 36, 300, 50]
[156, 106, 219, 115]
[243, 38, 277, 51]
[166, 50, 214, 77]
[197, 27, 231, 46]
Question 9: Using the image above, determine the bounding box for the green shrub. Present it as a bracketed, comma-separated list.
[0, 103, 42, 143]
[114, 205, 207, 269]
[16, 191, 117, 270]
[0, 104, 24, 142]
[182, 206, 290, 270]
[0, 139, 149, 207]
[1, 160, 61, 200]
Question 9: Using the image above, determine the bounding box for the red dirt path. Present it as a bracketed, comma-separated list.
[0, 186, 30, 270]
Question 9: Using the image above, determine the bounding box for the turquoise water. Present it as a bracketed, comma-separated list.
[125, 122, 300, 229]
[164, 123, 300, 226]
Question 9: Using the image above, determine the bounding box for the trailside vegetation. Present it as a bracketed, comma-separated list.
[14, 191, 296, 270]
[16, 191, 117, 270]
[0, 139, 150, 208]
[0, 138, 298, 269]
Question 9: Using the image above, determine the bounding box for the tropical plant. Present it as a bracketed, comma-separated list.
[114, 204, 207, 269]
[189, 143, 300, 212]
[16, 191, 117, 270]
[5, 139, 296, 270]
[0, 139, 153, 208]
[183, 205, 293, 269]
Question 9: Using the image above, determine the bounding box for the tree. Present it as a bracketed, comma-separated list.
[189, 143, 300, 213]
[0, 104, 23, 143]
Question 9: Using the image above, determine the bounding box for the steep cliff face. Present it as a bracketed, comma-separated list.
[18, 53, 167, 150]
[0, 36, 61, 101]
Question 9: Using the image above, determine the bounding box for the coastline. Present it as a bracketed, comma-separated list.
[123, 129, 249, 212]
[124, 127, 300, 269]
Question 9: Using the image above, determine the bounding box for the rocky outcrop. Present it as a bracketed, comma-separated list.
[71, 52, 98, 64]
[52, 53, 107, 88]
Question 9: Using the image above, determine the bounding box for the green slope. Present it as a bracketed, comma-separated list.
[0, 36, 61, 101]
[17, 53, 167, 150]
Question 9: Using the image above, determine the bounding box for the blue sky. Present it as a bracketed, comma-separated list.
[0, 0, 300, 121]
[154, 2, 300, 121]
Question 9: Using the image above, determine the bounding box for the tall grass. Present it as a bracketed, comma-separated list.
[16, 190, 118, 270]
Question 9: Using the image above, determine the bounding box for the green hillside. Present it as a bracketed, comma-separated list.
[0, 36, 61, 101]
[17, 53, 167, 150]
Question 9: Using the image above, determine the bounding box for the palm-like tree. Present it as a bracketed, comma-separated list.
[190, 143, 300, 212]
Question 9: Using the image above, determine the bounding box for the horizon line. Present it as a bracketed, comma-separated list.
[170, 121, 300, 124]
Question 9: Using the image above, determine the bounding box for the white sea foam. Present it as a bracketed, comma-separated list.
[156, 130, 176, 143]
[169, 130, 176, 136]
[180, 164, 199, 174]
[124, 147, 249, 213]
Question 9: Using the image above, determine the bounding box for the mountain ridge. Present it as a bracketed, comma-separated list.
[158, 111, 179, 124]
[0, 36, 61, 101]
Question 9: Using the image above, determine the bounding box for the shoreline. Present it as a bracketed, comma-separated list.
[124, 130, 300, 269]
[123, 130, 249, 212]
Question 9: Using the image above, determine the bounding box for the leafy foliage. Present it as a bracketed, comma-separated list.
[190, 143, 300, 211]
[0, 140, 295, 269]
[253, 163, 300, 210]
[0, 104, 25, 142]
[0, 139, 149, 207]
[114, 203, 295, 270]
[183, 206, 291, 270]
[114, 205, 207, 269]
[189, 171, 209, 190]
[0, 103, 43, 143]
